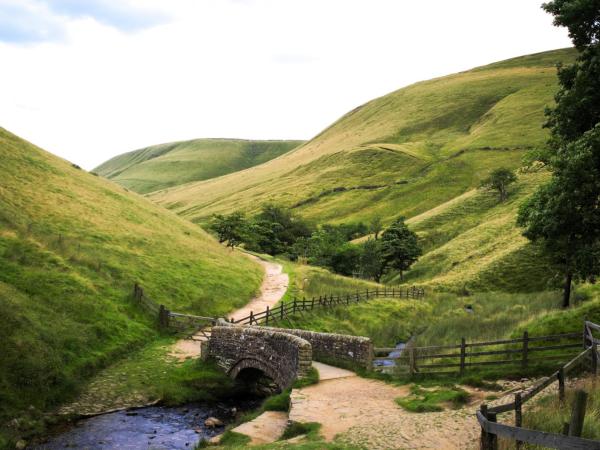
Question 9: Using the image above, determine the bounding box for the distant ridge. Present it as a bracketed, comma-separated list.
[95, 138, 304, 194]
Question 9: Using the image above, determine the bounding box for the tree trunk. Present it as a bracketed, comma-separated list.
[562, 271, 573, 308]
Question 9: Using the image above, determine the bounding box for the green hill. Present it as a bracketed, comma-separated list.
[149, 48, 576, 292]
[0, 128, 262, 438]
[94, 138, 304, 194]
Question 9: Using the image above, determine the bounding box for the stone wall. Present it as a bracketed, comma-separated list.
[208, 322, 312, 390]
[258, 326, 374, 369]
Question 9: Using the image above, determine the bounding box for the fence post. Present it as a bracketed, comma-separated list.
[319, 295, 322, 305]
[303, 297, 307, 310]
[392, 287, 395, 297]
[230, 317, 234, 323]
[568, 390, 588, 437]
[250, 311, 255, 325]
[158, 305, 170, 329]
[265, 306, 270, 326]
[460, 338, 466, 376]
[366, 288, 369, 300]
[522, 331, 529, 369]
[486, 412, 498, 450]
[293, 298, 297, 315]
[480, 404, 489, 450]
[409, 347, 417, 375]
[558, 368, 566, 403]
[311, 297, 315, 310]
[280, 302, 284, 320]
[591, 345, 598, 375]
[515, 393, 523, 450]
[346, 294, 350, 305]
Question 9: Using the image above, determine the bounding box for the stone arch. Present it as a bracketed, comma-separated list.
[228, 357, 285, 391]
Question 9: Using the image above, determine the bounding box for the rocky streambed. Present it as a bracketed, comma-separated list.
[32, 400, 257, 450]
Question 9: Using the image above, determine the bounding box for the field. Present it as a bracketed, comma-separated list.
[94, 138, 303, 194]
[0, 128, 263, 444]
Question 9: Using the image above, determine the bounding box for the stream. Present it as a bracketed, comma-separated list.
[33, 399, 259, 450]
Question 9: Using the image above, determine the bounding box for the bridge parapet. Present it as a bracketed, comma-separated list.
[209, 321, 312, 390]
[208, 320, 374, 389]
[258, 326, 373, 370]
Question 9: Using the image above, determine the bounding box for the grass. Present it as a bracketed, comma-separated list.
[146, 48, 577, 294]
[0, 128, 263, 446]
[499, 376, 600, 448]
[95, 139, 303, 194]
[395, 385, 470, 412]
[149, 48, 576, 229]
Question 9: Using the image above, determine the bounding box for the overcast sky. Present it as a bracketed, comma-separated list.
[0, 0, 571, 169]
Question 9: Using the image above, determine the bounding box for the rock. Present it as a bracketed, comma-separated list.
[204, 417, 224, 428]
[209, 435, 222, 444]
[15, 440, 27, 450]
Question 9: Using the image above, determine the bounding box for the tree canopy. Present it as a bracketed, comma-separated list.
[518, 1, 600, 307]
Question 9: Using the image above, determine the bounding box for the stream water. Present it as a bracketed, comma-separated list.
[373, 342, 406, 368]
[33, 400, 258, 450]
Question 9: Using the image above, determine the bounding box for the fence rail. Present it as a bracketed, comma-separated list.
[374, 331, 582, 375]
[477, 321, 600, 449]
[132, 283, 215, 339]
[232, 286, 425, 326]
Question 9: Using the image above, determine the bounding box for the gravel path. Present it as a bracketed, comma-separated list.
[170, 254, 289, 360]
[289, 374, 496, 449]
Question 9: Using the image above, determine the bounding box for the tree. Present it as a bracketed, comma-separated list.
[518, 126, 600, 307]
[210, 212, 247, 249]
[480, 168, 517, 201]
[518, 1, 600, 307]
[380, 217, 421, 280]
[329, 243, 362, 276]
[370, 217, 383, 240]
[359, 239, 385, 282]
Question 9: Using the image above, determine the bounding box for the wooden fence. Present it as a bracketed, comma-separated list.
[374, 330, 583, 375]
[132, 283, 215, 339]
[477, 321, 600, 449]
[231, 286, 425, 326]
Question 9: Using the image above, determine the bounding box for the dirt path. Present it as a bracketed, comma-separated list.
[170, 255, 289, 360]
[289, 366, 501, 450]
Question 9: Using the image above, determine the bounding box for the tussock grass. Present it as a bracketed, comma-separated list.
[499, 377, 600, 448]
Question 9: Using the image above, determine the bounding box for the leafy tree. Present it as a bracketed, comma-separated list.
[329, 243, 362, 276]
[210, 212, 247, 249]
[518, 1, 600, 307]
[518, 126, 600, 307]
[370, 217, 383, 240]
[380, 217, 421, 280]
[359, 238, 385, 282]
[480, 168, 517, 201]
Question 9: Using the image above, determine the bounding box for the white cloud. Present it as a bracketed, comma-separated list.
[0, 0, 572, 169]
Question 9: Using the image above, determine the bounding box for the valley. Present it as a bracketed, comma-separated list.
[2, 36, 600, 450]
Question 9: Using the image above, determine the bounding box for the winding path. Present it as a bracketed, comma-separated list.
[170, 254, 289, 360]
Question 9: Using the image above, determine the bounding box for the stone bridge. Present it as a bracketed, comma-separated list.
[207, 319, 373, 390]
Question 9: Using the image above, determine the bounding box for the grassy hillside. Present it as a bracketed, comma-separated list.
[0, 128, 263, 441]
[148, 48, 576, 292]
[150, 48, 575, 224]
[94, 138, 303, 194]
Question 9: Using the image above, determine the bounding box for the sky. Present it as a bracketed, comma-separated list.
[0, 0, 572, 169]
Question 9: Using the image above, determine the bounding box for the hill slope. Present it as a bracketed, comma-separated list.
[150, 48, 575, 225]
[95, 138, 303, 194]
[149, 48, 576, 292]
[0, 128, 262, 434]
